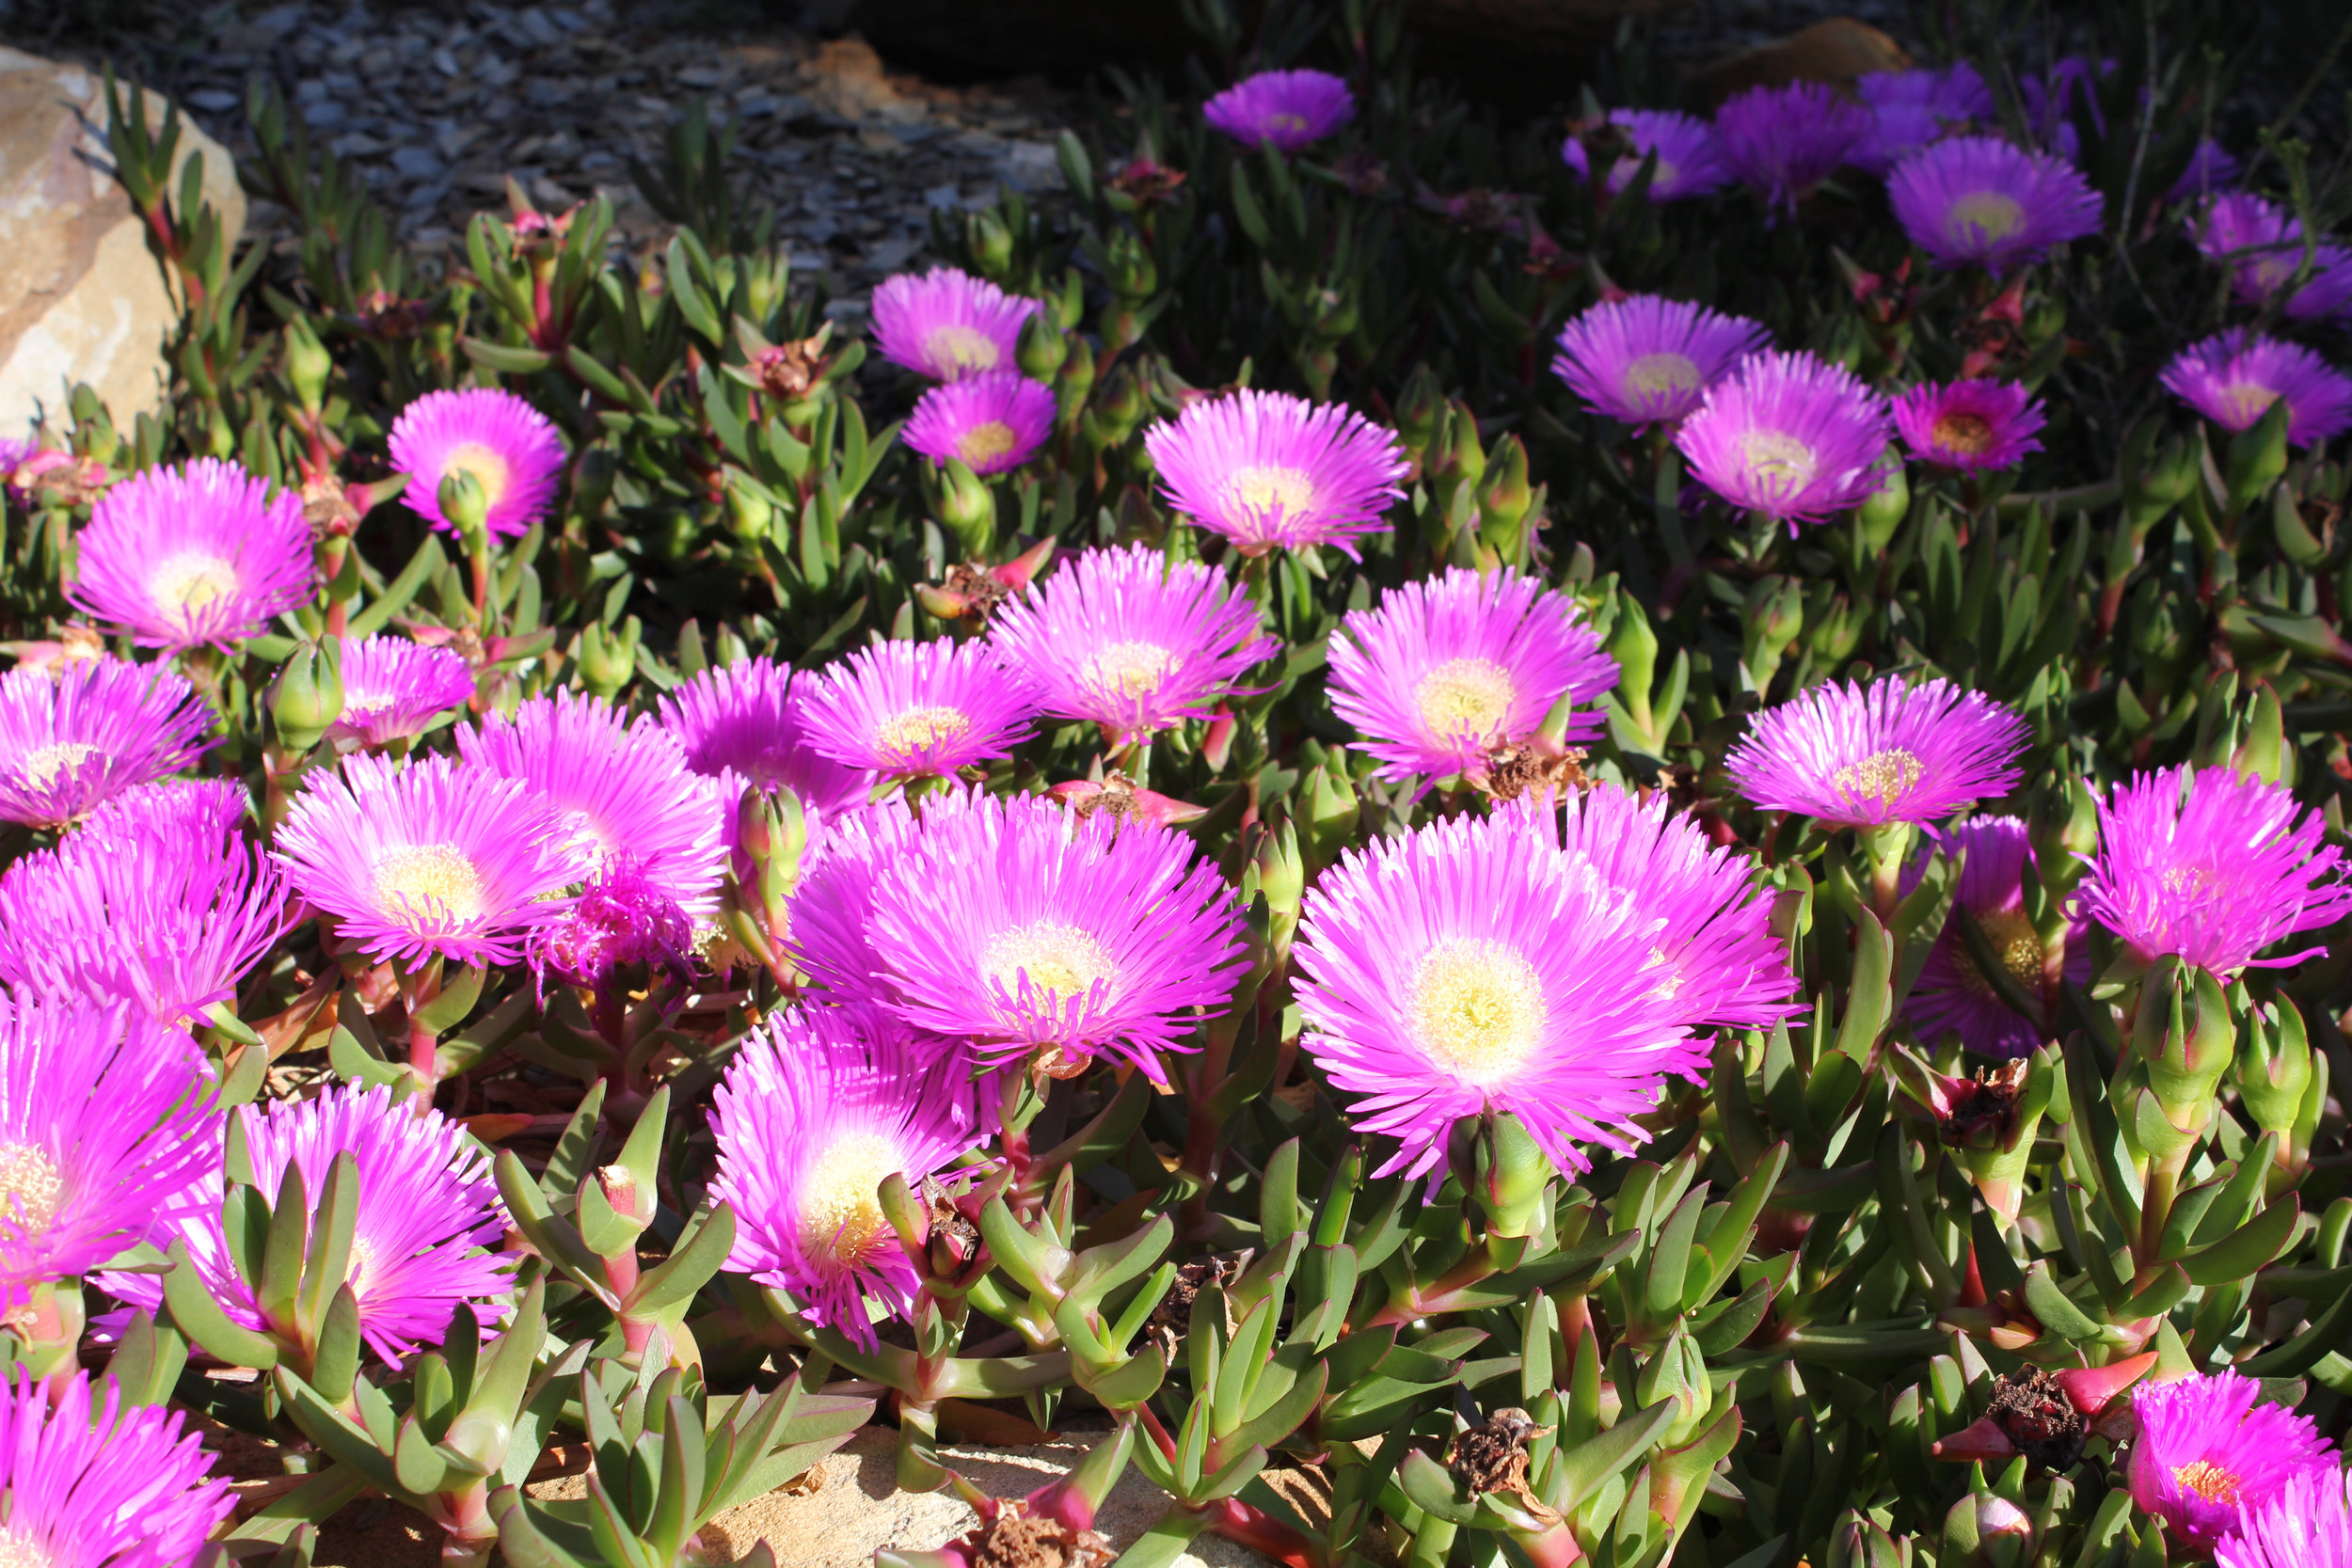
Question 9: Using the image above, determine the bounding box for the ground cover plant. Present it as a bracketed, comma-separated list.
[7, 0, 2352, 1564]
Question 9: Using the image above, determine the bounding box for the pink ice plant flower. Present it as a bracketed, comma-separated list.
[1713, 81, 1872, 212]
[388, 387, 566, 541]
[0, 657, 213, 830]
[987, 542, 1279, 745]
[871, 267, 1041, 382]
[1901, 816, 2088, 1059]
[2218, 1467, 2352, 1568]
[2190, 192, 2352, 324]
[0, 1369, 234, 1568]
[1202, 69, 1354, 152]
[2161, 330, 2352, 450]
[1295, 809, 1703, 1180]
[1327, 566, 1616, 785]
[327, 635, 477, 749]
[1677, 350, 1894, 525]
[1145, 388, 1408, 558]
[787, 795, 926, 1017]
[903, 371, 1057, 475]
[709, 1006, 983, 1352]
[1893, 379, 2047, 472]
[69, 458, 314, 651]
[1552, 294, 1772, 428]
[1561, 109, 1732, 202]
[2129, 1370, 2337, 1551]
[1726, 675, 2030, 829]
[2076, 765, 2352, 976]
[659, 656, 876, 825]
[798, 638, 1042, 779]
[1887, 135, 2105, 274]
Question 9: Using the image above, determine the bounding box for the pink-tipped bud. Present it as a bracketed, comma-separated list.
[915, 581, 978, 621]
[991, 535, 1058, 592]
[1931, 1415, 2021, 1463]
[2049, 1352, 2159, 1418]
[596, 1164, 650, 1226]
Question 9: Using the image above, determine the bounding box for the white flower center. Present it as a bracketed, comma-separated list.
[874, 705, 972, 763]
[1407, 938, 1548, 1085]
[981, 920, 1118, 1006]
[1623, 352, 1702, 401]
[797, 1131, 904, 1266]
[1831, 748, 1924, 809]
[151, 551, 241, 614]
[1227, 466, 1317, 517]
[1740, 433, 1820, 491]
[924, 325, 1001, 375]
[0, 1143, 63, 1237]
[1081, 641, 1176, 700]
[372, 843, 487, 924]
[0, 1524, 58, 1568]
[15, 743, 96, 790]
[1414, 657, 1515, 738]
[1946, 190, 2026, 245]
[956, 420, 1019, 468]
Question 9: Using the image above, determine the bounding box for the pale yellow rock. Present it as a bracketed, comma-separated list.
[0, 49, 246, 438]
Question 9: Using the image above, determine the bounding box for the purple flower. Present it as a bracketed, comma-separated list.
[1714, 81, 1872, 212]
[2130, 1371, 2337, 1551]
[871, 267, 1041, 382]
[903, 371, 1057, 476]
[1852, 64, 1992, 175]
[83, 776, 250, 843]
[857, 789, 1247, 1082]
[2076, 765, 2352, 976]
[2167, 139, 2243, 207]
[986, 543, 1279, 745]
[0, 658, 212, 830]
[275, 750, 581, 969]
[1726, 675, 2029, 829]
[329, 635, 476, 749]
[2190, 194, 2352, 324]
[1202, 69, 1354, 152]
[1561, 110, 1731, 202]
[1893, 379, 2047, 472]
[2160, 330, 2352, 450]
[69, 459, 314, 651]
[1327, 567, 1615, 785]
[0, 784, 286, 1028]
[104, 1083, 512, 1364]
[1888, 136, 2104, 273]
[709, 1006, 981, 1351]
[798, 639, 1041, 779]
[1675, 350, 1893, 524]
[1511, 783, 1801, 1034]
[1144, 388, 1408, 558]
[1902, 816, 2088, 1058]
[388, 388, 566, 541]
[787, 795, 925, 1016]
[659, 656, 875, 825]
[458, 689, 726, 919]
[0, 994, 212, 1306]
[0, 1370, 233, 1568]
[1552, 294, 1772, 428]
[1294, 810, 1702, 1180]
[2218, 1468, 2352, 1568]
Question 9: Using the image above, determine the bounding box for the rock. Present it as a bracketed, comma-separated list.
[1695, 17, 1914, 99]
[0, 50, 246, 440]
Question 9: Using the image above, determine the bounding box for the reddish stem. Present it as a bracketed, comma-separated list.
[1198, 1497, 1328, 1568]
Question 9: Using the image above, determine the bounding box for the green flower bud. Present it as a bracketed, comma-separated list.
[1394, 364, 1446, 468]
[1104, 227, 1157, 302]
[1053, 333, 1096, 424]
[933, 459, 997, 559]
[2236, 998, 2314, 1139]
[1301, 761, 1359, 874]
[285, 316, 332, 416]
[1606, 585, 1658, 709]
[1445, 404, 1486, 489]
[1472, 1113, 1552, 1240]
[1476, 435, 1534, 533]
[1633, 1325, 1710, 1449]
[966, 208, 1015, 279]
[1855, 454, 1909, 554]
[438, 467, 492, 556]
[2226, 397, 2293, 516]
[272, 637, 345, 752]
[2126, 430, 2201, 515]
[1804, 584, 1866, 663]
[723, 474, 774, 545]
[577, 614, 640, 701]
[1016, 310, 1069, 383]
[1088, 365, 1147, 451]
[2133, 956, 2237, 1117]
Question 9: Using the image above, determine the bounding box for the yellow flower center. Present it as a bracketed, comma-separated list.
[1267, 112, 1310, 135]
[1947, 191, 2026, 245]
[0, 1525, 57, 1568]
[1407, 939, 1548, 1085]
[924, 325, 1001, 375]
[371, 843, 487, 925]
[1954, 908, 2044, 998]
[1740, 432, 1819, 491]
[151, 551, 242, 614]
[2173, 1460, 2240, 1504]
[873, 705, 972, 764]
[444, 441, 513, 512]
[345, 1235, 383, 1297]
[956, 420, 1019, 469]
[1931, 412, 1996, 454]
[2163, 863, 2220, 899]
[1081, 641, 1176, 700]
[797, 1131, 904, 1266]
[16, 743, 96, 790]
[1227, 466, 1317, 517]
[1623, 352, 1703, 401]
[2218, 381, 2282, 428]
[981, 921, 1118, 1006]
[1831, 748, 1924, 810]
[1413, 657, 1515, 740]
[0, 1143, 63, 1236]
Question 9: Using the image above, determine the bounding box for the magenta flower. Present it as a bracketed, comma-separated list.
[388, 388, 566, 541]
[1714, 81, 1872, 212]
[0, 1370, 233, 1568]
[0, 994, 212, 1307]
[69, 458, 314, 651]
[2160, 331, 2352, 450]
[1202, 69, 1354, 152]
[1852, 64, 1992, 175]
[1676, 350, 1893, 524]
[659, 656, 875, 825]
[1888, 136, 2105, 273]
[2218, 1468, 2352, 1568]
[1552, 294, 1771, 428]
[0, 658, 212, 830]
[1901, 816, 2087, 1058]
[986, 543, 1278, 745]
[903, 371, 1057, 476]
[858, 789, 1247, 1082]
[2076, 765, 2352, 976]
[1893, 379, 2047, 471]
[1327, 567, 1615, 785]
[275, 750, 581, 969]
[458, 690, 727, 920]
[329, 635, 476, 749]
[871, 267, 1040, 382]
[1295, 811, 1702, 1180]
[1561, 110, 1731, 202]
[0, 784, 286, 1028]
[104, 1083, 512, 1364]
[787, 796, 925, 1017]
[709, 1006, 981, 1351]
[1514, 783, 1801, 1035]
[83, 776, 250, 843]
[530, 858, 694, 998]
[1145, 388, 1408, 558]
[798, 639, 1041, 779]
[2130, 1371, 2337, 1551]
[1726, 676, 2030, 829]
[2189, 195, 2352, 324]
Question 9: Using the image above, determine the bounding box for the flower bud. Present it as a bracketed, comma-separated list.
[272, 637, 345, 752]
[2029, 771, 2101, 897]
[1053, 333, 1096, 423]
[2133, 956, 2237, 1117]
[1445, 404, 1486, 490]
[966, 209, 1015, 280]
[2226, 398, 2293, 516]
[594, 1164, 652, 1227]
[1605, 586, 1658, 710]
[1476, 434, 1534, 537]
[1472, 1112, 1552, 1240]
[1633, 1325, 1710, 1449]
[1301, 761, 1359, 873]
[1104, 227, 1157, 302]
[723, 474, 774, 545]
[1201, 706, 1238, 773]
[577, 615, 641, 701]
[2125, 430, 2201, 515]
[1394, 364, 1446, 470]
[1804, 584, 1867, 663]
[1855, 453, 1909, 554]
[1015, 311, 1068, 382]
[438, 468, 492, 555]
[285, 316, 332, 416]
[2236, 997, 2313, 1139]
[934, 460, 997, 559]
[1088, 365, 1147, 451]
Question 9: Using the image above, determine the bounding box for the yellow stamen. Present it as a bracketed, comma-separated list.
[1740, 432, 1820, 491]
[1947, 190, 2026, 245]
[150, 552, 241, 615]
[924, 325, 1001, 375]
[1623, 352, 1703, 402]
[981, 921, 1118, 1006]
[1226, 467, 1317, 517]
[372, 844, 487, 925]
[1954, 908, 2044, 998]
[873, 705, 972, 764]
[0, 1143, 63, 1236]
[956, 420, 1019, 468]
[1832, 748, 1924, 810]
[1931, 413, 1996, 455]
[1406, 938, 1548, 1085]
[1082, 641, 1176, 701]
[1414, 658, 1516, 739]
[2217, 382, 2282, 429]
[2172, 1460, 2239, 1504]
[16, 743, 96, 790]
[797, 1131, 904, 1266]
